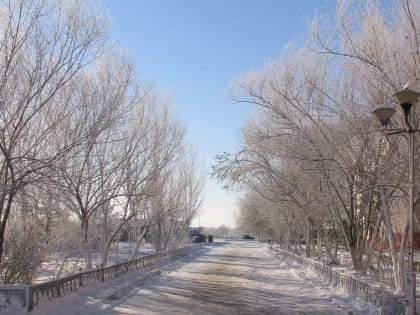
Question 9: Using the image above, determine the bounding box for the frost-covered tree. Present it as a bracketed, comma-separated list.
[0, 0, 107, 281]
[213, 0, 420, 292]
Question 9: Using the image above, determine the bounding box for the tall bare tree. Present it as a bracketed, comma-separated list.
[55, 55, 134, 268]
[0, 0, 107, 275]
[214, 0, 420, 292]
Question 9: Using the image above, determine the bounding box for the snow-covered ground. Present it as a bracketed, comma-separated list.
[35, 243, 156, 283]
[7, 239, 378, 315]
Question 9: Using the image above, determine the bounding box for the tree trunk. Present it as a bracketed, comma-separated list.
[349, 245, 363, 271]
[285, 226, 290, 250]
[81, 218, 92, 269]
[128, 227, 149, 261]
[397, 225, 408, 293]
[317, 233, 322, 258]
[162, 217, 176, 250]
[305, 218, 311, 258]
[101, 214, 135, 267]
[0, 193, 15, 268]
[379, 180, 405, 292]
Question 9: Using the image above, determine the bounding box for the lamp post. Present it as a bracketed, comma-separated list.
[372, 86, 420, 315]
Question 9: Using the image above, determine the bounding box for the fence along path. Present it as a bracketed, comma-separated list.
[0, 244, 200, 312]
[275, 248, 404, 314]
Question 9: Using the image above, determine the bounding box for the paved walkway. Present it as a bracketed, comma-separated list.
[31, 241, 368, 315]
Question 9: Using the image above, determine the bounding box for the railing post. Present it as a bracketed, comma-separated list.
[78, 274, 83, 288]
[26, 285, 32, 312]
[351, 278, 356, 297]
[381, 293, 387, 315]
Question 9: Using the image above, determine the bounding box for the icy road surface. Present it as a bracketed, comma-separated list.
[31, 240, 371, 315]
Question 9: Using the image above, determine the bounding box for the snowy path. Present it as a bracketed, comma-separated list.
[29, 241, 370, 315]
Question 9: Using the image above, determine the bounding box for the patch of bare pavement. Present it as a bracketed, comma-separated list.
[95, 240, 364, 315]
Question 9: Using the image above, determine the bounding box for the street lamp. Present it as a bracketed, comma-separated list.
[372, 86, 420, 315]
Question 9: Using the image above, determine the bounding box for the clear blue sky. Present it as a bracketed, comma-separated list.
[105, 0, 331, 227]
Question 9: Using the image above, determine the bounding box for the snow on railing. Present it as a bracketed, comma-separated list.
[0, 244, 200, 312]
[276, 249, 401, 312]
[0, 284, 31, 311]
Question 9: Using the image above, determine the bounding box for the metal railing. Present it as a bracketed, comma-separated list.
[276, 249, 399, 312]
[0, 244, 200, 312]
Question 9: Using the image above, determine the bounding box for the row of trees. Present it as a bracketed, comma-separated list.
[213, 0, 420, 293]
[0, 0, 203, 284]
